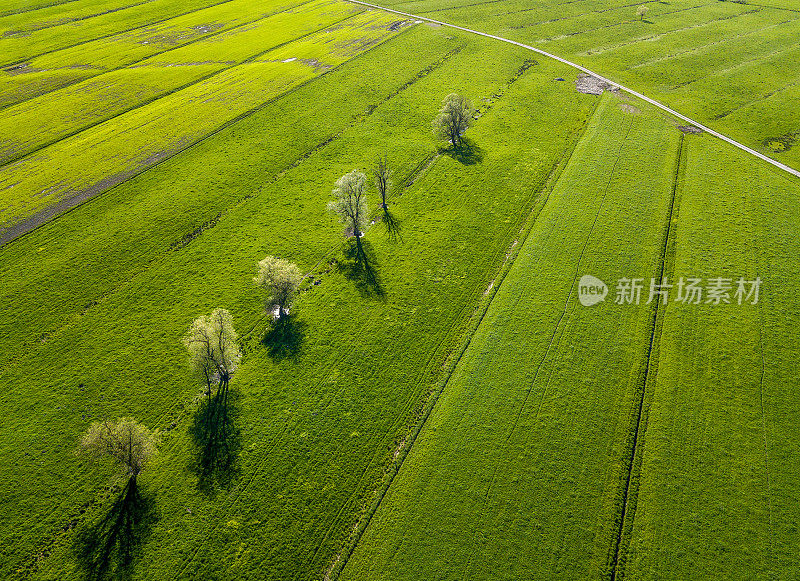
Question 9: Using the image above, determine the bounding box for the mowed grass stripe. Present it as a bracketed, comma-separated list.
[0, 0, 365, 167]
[0, 9, 404, 234]
[624, 138, 800, 580]
[341, 95, 683, 581]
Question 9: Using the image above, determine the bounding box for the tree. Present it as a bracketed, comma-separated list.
[372, 155, 392, 211]
[254, 255, 302, 321]
[328, 170, 369, 252]
[183, 308, 241, 397]
[79, 417, 159, 481]
[637, 4, 648, 20]
[433, 93, 474, 148]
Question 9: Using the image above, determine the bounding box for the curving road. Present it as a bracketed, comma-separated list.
[351, 0, 800, 180]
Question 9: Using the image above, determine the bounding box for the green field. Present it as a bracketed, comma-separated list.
[1, 0, 799, 579]
[373, 0, 800, 171]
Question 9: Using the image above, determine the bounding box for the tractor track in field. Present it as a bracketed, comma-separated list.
[346, 0, 800, 180]
[608, 133, 684, 581]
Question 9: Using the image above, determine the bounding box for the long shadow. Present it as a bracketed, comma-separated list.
[446, 136, 485, 165]
[261, 316, 307, 361]
[382, 208, 402, 243]
[337, 238, 385, 299]
[73, 478, 156, 581]
[189, 388, 242, 494]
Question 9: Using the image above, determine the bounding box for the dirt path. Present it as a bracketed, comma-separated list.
[348, 0, 800, 180]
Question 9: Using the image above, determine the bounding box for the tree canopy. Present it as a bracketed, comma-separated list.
[254, 255, 303, 320]
[328, 170, 369, 241]
[79, 417, 159, 480]
[433, 93, 474, 148]
[183, 308, 241, 396]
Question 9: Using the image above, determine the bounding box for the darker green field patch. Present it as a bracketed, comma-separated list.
[763, 132, 797, 153]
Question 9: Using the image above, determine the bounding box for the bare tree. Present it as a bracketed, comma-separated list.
[254, 255, 303, 321]
[373, 155, 392, 211]
[328, 170, 369, 253]
[183, 308, 241, 398]
[637, 5, 648, 20]
[433, 93, 474, 148]
[79, 417, 159, 482]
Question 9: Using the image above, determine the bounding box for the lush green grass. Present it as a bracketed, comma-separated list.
[0, 0, 309, 108]
[2, 0, 799, 579]
[0, 8, 401, 231]
[0, 0, 364, 165]
[341, 94, 684, 580]
[368, 0, 800, 170]
[623, 137, 800, 580]
[0, 25, 598, 579]
[0, 0, 233, 66]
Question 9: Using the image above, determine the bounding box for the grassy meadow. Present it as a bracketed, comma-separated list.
[1, 0, 799, 579]
[372, 0, 800, 171]
[0, 16, 601, 579]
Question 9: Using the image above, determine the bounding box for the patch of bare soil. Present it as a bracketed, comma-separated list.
[299, 58, 331, 71]
[620, 103, 640, 115]
[678, 125, 703, 135]
[0, 141, 192, 247]
[4, 62, 44, 75]
[575, 73, 618, 95]
[190, 23, 224, 34]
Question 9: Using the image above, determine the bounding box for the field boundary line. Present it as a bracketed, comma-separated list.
[608, 133, 684, 581]
[346, 0, 800, 180]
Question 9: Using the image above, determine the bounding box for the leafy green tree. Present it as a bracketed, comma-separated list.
[328, 170, 369, 252]
[79, 417, 159, 481]
[183, 308, 241, 397]
[637, 4, 648, 20]
[433, 93, 474, 148]
[254, 255, 303, 320]
[373, 155, 392, 211]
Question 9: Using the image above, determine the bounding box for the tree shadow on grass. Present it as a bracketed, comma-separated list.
[189, 388, 242, 495]
[261, 316, 307, 361]
[382, 208, 402, 243]
[73, 478, 156, 581]
[445, 136, 485, 165]
[337, 238, 385, 299]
